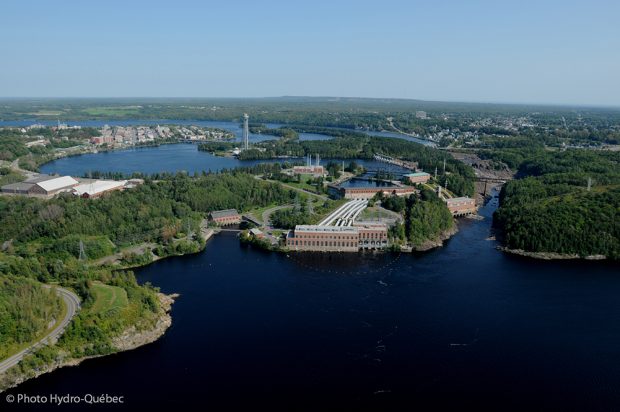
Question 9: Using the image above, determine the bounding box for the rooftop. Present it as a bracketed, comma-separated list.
[294, 225, 359, 233]
[404, 172, 430, 177]
[24, 174, 55, 183]
[73, 180, 127, 196]
[1, 182, 34, 191]
[447, 197, 474, 203]
[353, 222, 388, 229]
[210, 209, 240, 219]
[36, 176, 79, 192]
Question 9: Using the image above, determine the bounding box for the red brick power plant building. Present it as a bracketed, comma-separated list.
[404, 172, 431, 184]
[286, 223, 388, 252]
[355, 223, 389, 248]
[292, 165, 326, 177]
[446, 197, 477, 216]
[209, 209, 242, 225]
[329, 184, 416, 200]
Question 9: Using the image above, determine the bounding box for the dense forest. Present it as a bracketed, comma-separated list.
[249, 124, 298, 140]
[270, 207, 311, 230]
[0, 172, 293, 253]
[493, 150, 620, 258]
[0, 276, 63, 360]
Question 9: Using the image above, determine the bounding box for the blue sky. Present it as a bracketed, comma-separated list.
[1, 0, 619, 105]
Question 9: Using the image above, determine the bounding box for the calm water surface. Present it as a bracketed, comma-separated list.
[7, 199, 620, 411]
[40, 144, 409, 177]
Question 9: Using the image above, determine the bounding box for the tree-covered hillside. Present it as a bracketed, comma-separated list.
[0, 172, 292, 250]
[380, 188, 455, 248]
[494, 150, 620, 258]
[0, 276, 63, 360]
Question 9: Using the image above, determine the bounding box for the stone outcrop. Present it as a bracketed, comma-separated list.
[411, 225, 459, 252]
[112, 293, 176, 351]
[497, 247, 607, 260]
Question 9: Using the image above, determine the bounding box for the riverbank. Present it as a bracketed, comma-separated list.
[399, 224, 459, 252]
[0, 292, 177, 392]
[497, 246, 607, 260]
[29, 139, 182, 174]
[0, 224, 218, 392]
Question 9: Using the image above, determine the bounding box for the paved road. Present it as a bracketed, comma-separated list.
[0, 286, 80, 374]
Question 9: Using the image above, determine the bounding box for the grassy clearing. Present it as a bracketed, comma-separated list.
[283, 179, 319, 193]
[246, 203, 276, 219]
[0, 169, 24, 186]
[309, 198, 348, 224]
[90, 282, 128, 314]
[359, 206, 396, 221]
[82, 107, 141, 116]
[423, 182, 455, 198]
[27, 110, 64, 116]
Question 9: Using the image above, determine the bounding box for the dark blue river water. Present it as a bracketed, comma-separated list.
[40, 143, 408, 177]
[6, 198, 620, 411]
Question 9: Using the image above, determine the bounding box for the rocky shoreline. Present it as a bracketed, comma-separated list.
[497, 246, 607, 260]
[413, 225, 459, 251]
[0, 293, 177, 393]
[400, 225, 459, 252]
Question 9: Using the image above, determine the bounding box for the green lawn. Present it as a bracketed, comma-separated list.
[90, 282, 129, 314]
[360, 206, 396, 221]
[424, 182, 455, 198]
[246, 203, 277, 219]
[310, 198, 348, 223]
[283, 178, 319, 193]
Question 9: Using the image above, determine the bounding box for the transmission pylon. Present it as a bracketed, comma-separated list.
[78, 240, 87, 261]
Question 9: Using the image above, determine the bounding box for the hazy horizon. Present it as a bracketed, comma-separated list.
[1, 96, 618, 110]
[2, 0, 619, 106]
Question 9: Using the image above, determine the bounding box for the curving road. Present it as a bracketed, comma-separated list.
[0, 286, 80, 374]
[262, 204, 293, 229]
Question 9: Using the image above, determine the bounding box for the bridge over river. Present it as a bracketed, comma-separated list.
[373, 153, 418, 171]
